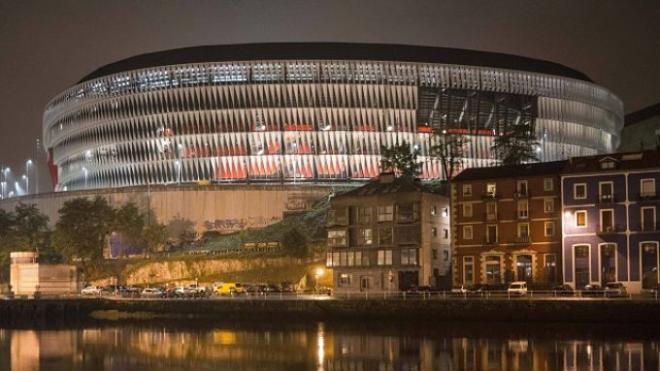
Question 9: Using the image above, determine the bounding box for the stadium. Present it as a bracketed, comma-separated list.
[43, 43, 623, 191]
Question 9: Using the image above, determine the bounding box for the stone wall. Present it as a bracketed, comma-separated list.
[0, 184, 335, 233]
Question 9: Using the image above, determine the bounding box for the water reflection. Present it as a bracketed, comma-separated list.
[0, 323, 659, 370]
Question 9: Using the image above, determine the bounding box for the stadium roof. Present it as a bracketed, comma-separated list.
[80, 42, 592, 83]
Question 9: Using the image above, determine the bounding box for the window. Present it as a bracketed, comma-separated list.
[377, 250, 392, 266]
[575, 210, 587, 227]
[356, 207, 372, 224]
[378, 227, 393, 245]
[347, 251, 355, 266]
[443, 250, 449, 261]
[326, 252, 333, 267]
[641, 178, 656, 197]
[543, 178, 554, 191]
[358, 228, 373, 245]
[463, 256, 474, 285]
[544, 254, 557, 283]
[486, 183, 497, 197]
[431, 205, 437, 216]
[397, 203, 419, 223]
[600, 209, 614, 232]
[432, 249, 437, 260]
[544, 221, 555, 237]
[377, 205, 394, 222]
[327, 207, 348, 225]
[355, 251, 363, 266]
[333, 252, 340, 266]
[463, 203, 473, 218]
[544, 198, 554, 213]
[574, 183, 587, 200]
[442, 207, 449, 217]
[443, 228, 449, 239]
[462, 184, 472, 197]
[486, 202, 497, 220]
[486, 225, 497, 243]
[517, 223, 529, 238]
[432, 227, 438, 237]
[517, 199, 529, 219]
[517, 180, 528, 196]
[516, 255, 533, 282]
[338, 273, 352, 286]
[599, 182, 614, 201]
[485, 256, 501, 284]
[642, 207, 656, 231]
[600, 161, 616, 169]
[401, 248, 418, 265]
[463, 225, 473, 240]
[328, 229, 347, 247]
[397, 225, 419, 244]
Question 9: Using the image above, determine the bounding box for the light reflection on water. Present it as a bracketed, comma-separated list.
[0, 323, 659, 371]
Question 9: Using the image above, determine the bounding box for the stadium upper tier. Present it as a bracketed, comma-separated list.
[43, 43, 623, 191]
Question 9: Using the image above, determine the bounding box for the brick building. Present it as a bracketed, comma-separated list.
[451, 161, 566, 287]
[326, 174, 450, 293]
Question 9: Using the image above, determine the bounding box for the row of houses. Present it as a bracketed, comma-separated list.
[327, 150, 660, 294]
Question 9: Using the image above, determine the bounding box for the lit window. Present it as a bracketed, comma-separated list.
[575, 211, 587, 227]
[377, 205, 394, 222]
[574, 184, 587, 200]
[358, 228, 373, 245]
[432, 227, 438, 237]
[328, 229, 347, 247]
[601, 161, 615, 169]
[377, 250, 392, 266]
[544, 198, 554, 213]
[517, 200, 529, 219]
[442, 207, 449, 217]
[641, 179, 656, 197]
[401, 248, 418, 265]
[518, 223, 529, 238]
[486, 183, 497, 197]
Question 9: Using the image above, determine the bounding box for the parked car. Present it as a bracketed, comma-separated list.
[507, 281, 528, 296]
[174, 286, 197, 298]
[552, 284, 575, 297]
[119, 286, 141, 298]
[141, 287, 164, 298]
[81, 286, 103, 296]
[604, 282, 628, 297]
[582, 284, 604, 297]
[215, 282, 245, 296]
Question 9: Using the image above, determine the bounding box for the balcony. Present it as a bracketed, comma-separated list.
[597, 194, 617, 204]
[485, 212, 498, 221]
[597, 225, 622, 235]
[511, 235, 530, 244]
[484, 238, 498, 245]
[514, 191, 530, 198]
[481, 192, 499, 200]
[517, 212, 529, 220]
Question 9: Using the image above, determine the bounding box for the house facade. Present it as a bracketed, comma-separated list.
[326, 174, 450, 293]
[561, 151, 660, 294]
[451, 161, 565, 287]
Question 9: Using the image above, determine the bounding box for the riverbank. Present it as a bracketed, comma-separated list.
[2, 297, 660, 325]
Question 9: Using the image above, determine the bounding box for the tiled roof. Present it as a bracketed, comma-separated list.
[335, 174, 436, 198]
[563, 150, 660, 173]
[452, 160, 567, 181]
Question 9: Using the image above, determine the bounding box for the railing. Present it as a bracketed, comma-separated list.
[331, 289, 648, 301]
[481, 193, 498, 200]
[483, 238, 498, 245]
[597, 225, 622, 235]
[511, 235, 530, 243]
[514, 191, 529, 198]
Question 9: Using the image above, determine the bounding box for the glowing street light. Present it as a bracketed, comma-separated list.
[82, 167, 89, 188]
[25, 159, 32, 194]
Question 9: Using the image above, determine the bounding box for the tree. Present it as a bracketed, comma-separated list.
[112, 202, 145, 246]
[11, 203, 50, 252]
[282, 227, 309, 258]
[431, 133, 468, 180]
[380, 141, 421, 177]
[52, 196, 115, 264]
[492, 121, 539, 166]
[166, 216, 197, 248]
[142, 223, 167, 253]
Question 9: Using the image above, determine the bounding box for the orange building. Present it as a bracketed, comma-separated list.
[451, 161, 566, 288]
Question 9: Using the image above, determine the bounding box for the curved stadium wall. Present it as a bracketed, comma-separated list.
[43, 43, 623, 191]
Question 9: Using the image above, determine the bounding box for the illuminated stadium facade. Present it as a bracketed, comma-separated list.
[43, 43, 623, 191]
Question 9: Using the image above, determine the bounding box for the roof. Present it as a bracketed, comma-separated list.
[625, 102, 660, 127]
[563, 150, 660, 174]
[79, 42, 592, 83]
[452, 161, 568, 181]
[334, 174, 437, 198]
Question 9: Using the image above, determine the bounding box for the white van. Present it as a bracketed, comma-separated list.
[507, 281, 528, 296]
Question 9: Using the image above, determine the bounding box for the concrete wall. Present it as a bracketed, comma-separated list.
[0, 184, 336, 233]
[10, 263, 79, 296]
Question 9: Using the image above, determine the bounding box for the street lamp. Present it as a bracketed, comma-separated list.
[21, 175, 27, 194]
[25, 159, 32, 195]
[82, 167, 89, 189]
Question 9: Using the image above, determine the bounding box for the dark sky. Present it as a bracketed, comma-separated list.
[1, 0, 659, 191]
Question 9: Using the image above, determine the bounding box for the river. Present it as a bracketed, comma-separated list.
[0, 321, 658, 370]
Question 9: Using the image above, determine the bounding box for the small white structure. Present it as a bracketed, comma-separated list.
[9, 252, 80, 297]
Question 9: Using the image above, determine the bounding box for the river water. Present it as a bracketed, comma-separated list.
[1, 321, 659, 371]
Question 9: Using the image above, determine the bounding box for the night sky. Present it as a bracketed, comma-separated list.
[1, 0, 659, 191]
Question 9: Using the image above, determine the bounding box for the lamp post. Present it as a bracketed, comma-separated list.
[82, 167, 89, 189]
[25, 159, 32, 195]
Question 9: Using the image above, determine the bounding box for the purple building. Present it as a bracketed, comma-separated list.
[561, 150, 660, 293]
